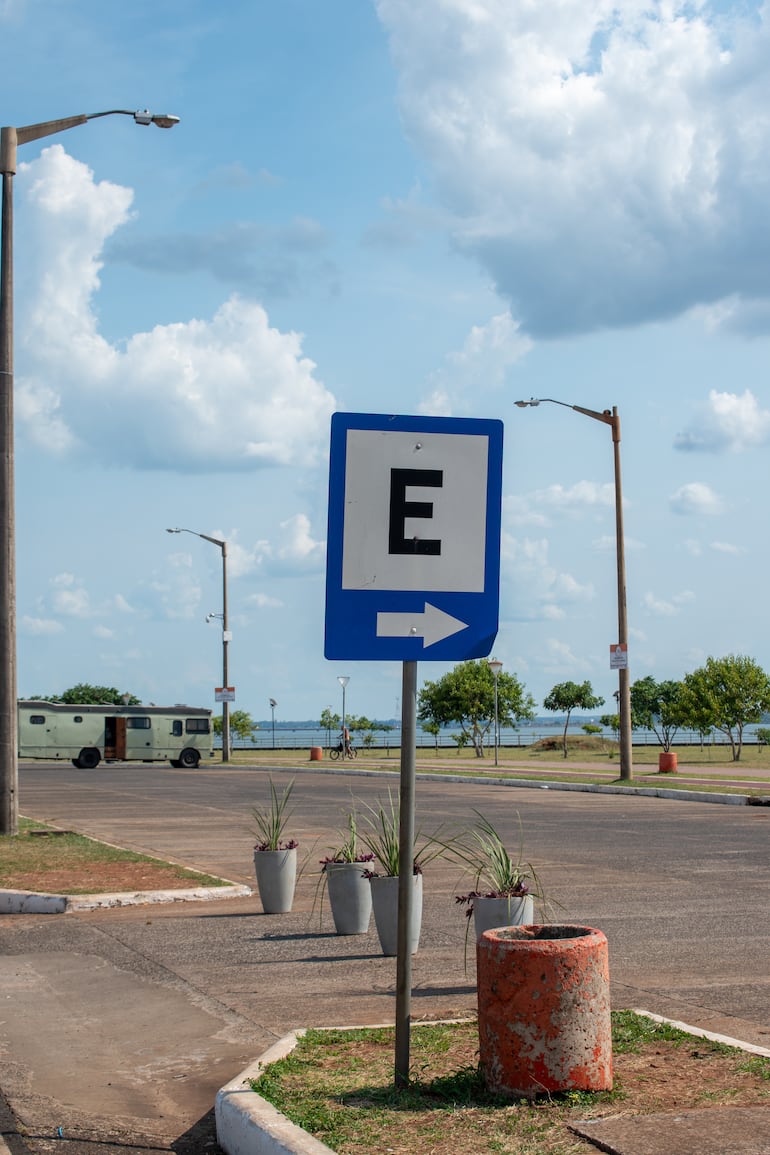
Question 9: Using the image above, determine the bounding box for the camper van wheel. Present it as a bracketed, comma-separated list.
[77, 748, 100, 770]
[178, 748, 200, 769]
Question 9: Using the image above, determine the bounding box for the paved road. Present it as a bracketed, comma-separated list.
[2, 760, 768, 1151]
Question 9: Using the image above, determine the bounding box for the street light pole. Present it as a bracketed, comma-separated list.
[514, 398, 633, 782]
[270, 699, 277, 750]
[337, 675, 349, 740]
[0, 108, 179, 835]
[167, 528, 231, 762]
[487, 657, 503, 767]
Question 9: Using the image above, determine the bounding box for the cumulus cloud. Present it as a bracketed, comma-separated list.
[15, 146, 336, 472]
[669, 481, 724, 515]
[421, 310, 532, 411]
[643, 590, 695, 616]
[675, 389, 770, 452]
[20, 616, 64, 636]
[107, 216, 335, 298]
[376, 0, 770, 336]
[531, 481, 615, 512]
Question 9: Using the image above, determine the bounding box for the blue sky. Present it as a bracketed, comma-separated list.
[5, 0, 770, 724]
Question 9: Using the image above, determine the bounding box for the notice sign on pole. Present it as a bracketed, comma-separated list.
[609, 644, 628, 670]
[324, 412, 503, 661]
[215, 687, 236, 702]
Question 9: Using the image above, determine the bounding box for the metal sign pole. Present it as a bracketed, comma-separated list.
[395, 658, 417, 1087]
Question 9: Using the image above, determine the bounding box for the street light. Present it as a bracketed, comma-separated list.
[487, 657, 503, 767]
[166, 528, 230, 763]
[269, 698, 277, 750]
[514, 397, 632, 781]
[0, 108, 179, 835]
[337, 676, 350, 740]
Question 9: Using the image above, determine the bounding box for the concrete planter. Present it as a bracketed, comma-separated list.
[472, 894, 534, 942]
[658, 751, 678, 773]
[326, 862, 372, 935]
[253, 847, 297, 914]
[370, 873, 422, 956]
[477, 924, 612, 1096]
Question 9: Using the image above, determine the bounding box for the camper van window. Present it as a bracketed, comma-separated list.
[172, 720, 183, 736]
[126, 717, 151, 729]
[186, 718, 210, 734]
[30, 715, 45, 725]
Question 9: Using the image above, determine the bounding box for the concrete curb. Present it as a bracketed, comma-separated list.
[0, 883, 252, 914]
[214, 1012, 770, 1155]
[215, 1031, 336, 1155]
[294, 763, 753, 805]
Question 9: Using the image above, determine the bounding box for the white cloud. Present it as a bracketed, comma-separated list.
[643, 589, 695, 616]
[20, 616, 64, 636]
[669, 481, 724, 515]
[542, 638, 592, 675]
[15, 146, 337, 473]
[675, 389, 770, 452]
[531, 481, 615, 512]
[503, 495, 548, 527]
[710, 540, 744, 555]
[421, 310, 532, 411]
[377, 0, 770, 336]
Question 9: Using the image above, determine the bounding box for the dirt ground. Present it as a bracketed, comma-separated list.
[5, 860, 211, 894]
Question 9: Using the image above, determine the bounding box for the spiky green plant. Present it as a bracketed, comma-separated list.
[251, 777, 297, 851]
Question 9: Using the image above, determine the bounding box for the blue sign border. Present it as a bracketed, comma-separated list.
[324, 412, 503, 661]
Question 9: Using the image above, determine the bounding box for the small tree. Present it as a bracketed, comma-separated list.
[543, 681, 605, 758]
[421, 719, 441, 753]
[39, 684, 141, 705]
[630, 676, 684, 753]
[213, 709, 256, 748]
[320, 708, 341, 747]
[418, 660, 535, 759]
[600, 713, 620, 738]
[678, 655, 770, 761]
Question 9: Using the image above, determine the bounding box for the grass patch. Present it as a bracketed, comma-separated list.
[248, 1013, 770, 1155]
[0, 817, 229, 894]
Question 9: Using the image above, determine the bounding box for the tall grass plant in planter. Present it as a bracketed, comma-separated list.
[251, 777, 298, 914]
[315, 811, 374, 935]
[452, 811, 547, 949]
[359, 790, 445, 956]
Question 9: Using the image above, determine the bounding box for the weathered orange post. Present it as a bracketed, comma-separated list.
[477, 925, 612, 1096]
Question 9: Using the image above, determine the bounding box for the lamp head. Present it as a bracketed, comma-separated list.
[166, 527, 180, 534]
[514, 398, 540, 408]
[134, 110, 180, 128]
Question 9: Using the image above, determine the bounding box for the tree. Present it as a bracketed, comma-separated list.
[600, 713, 620, 738]
[543, 681, 605, 758]
[212, 709, 256, 747]
[421, 719, 441, 753]
[34, 684, 140, 705]
[320, 707, 340, 745]
[630, 676, 684, 753]
[678, 655, 770, 761]
[418, 660, 535, 759]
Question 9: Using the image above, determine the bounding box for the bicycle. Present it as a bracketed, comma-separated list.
[329, 741, 357, 760]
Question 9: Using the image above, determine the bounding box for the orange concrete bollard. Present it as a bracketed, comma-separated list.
[477, 925, 612, 1096]
[309, 746, 323, 761]
[658, 751, 678, 773]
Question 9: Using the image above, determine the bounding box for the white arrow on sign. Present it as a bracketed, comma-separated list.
[376, 603, 468, 647]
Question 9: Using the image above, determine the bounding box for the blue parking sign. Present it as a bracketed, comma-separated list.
[324, 412, 503, 661]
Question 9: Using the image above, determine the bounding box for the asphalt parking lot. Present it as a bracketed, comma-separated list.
[1, 760, 768, 1152]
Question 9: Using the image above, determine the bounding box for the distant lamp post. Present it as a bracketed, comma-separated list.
[337, 676, 350, 738]
[514, 398, 632, 781]
[269, 698, 277, 750]
[487, 658, 503, 767]
[167, 527, 231, 763]
[0, 107, 179, 836]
